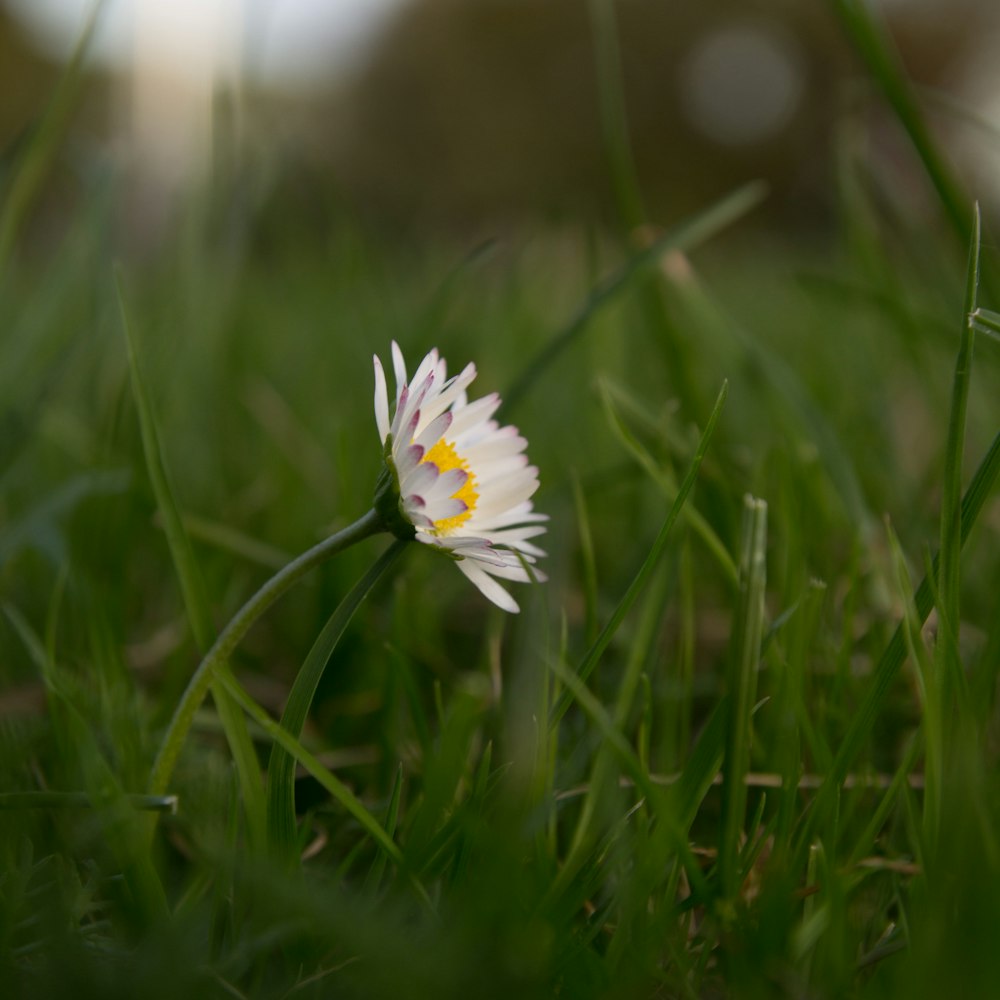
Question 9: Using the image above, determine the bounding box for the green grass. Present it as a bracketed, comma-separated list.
[3, 6, 1000, 998]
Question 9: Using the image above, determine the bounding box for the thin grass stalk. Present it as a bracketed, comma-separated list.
[971, 307, 1000, 341]
[776, 580, 826, 857]
[550, 381, 728, 726]
[848, 733, 922, 869]
[501, 189, 763, 415]
[119, 270, 270, 848]
[586, 0, 645, 231]
[886, 522, 941, 853]
[795, 421, 1000, 862]
[266, 539, 409, 863]
[4, 605, 170, 923]
[586, 0, 702, 413]
[215, 664, 433, 911]
[598, 378, 739, 587]
[828, 0, 972, 249]
[559, 563, 670, 886]
[719, 496, 767, 902]
[675, 539, 696, 768]
[547, 656, 710, 905]
[147, 509, 384, 803]
[937, 204, 979, 691]
[0, 4, 103, 272]
[571, 475, 600, 646]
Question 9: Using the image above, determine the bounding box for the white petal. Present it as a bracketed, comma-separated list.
[471, 473, 539, 521]
[464, 526, 547, 555]
[401, 460, 439, 498]
[447, 393, 501, 440]
[432, 536, 497, 557]
[408, 349, 440, 402]
[391, 341, 407, 402]
[418, 362, 477, 427]
[373, 355, 390, 444]
[423, 496, 468, 522]
[396, 443, 425, 480]
[472, 504, 548, 532]
[414, 411, 453, 452]
[471, 560, 547, 583]
[474, 454, 529, 484]
[453, 417, 500, 450]
[422, 467, 468, 502]
[464, 429, 527, 464]
[395, 371, 437, 445]
[389, 384, 410, 440]
[480, 500, 549, 530]
[457, 559, 520, 613]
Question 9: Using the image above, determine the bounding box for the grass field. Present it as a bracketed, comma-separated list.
[3, 4, 1000, 997]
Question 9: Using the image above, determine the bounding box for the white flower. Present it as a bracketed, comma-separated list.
[373, 341, 547, 612]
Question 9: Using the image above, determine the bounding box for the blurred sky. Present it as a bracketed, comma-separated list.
[5, 0, 1000, 224]
[4, 0, 407, 86]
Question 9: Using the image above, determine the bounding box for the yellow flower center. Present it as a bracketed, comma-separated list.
[423, 438, 477, 534]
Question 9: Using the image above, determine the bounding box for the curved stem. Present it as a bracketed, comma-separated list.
[148, 509, 385, 797]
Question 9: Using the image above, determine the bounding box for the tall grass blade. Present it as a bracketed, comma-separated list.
[586, 0, 645, 230]
[0, 3, 103, 271]
[828, 0, 972, 248]
[559, 561, 669, 888]
[719, 496, 768, 901]
[797, 422, 1000, 858]
[937, 204, 979, 686]
[501, 189, 763, 415]
[548, 655, 709, 903]
[365, 763, 404, 895]
[117, 270, 266, 850]
[217, 663, 429, 907]
[665, 263, 874, 533]
[266, 540, 408, 864]
[4, 602, 169, 924]
[598, 378, 738, 587]
[117, 270, 213, 651]
[550, 382, 727, 727]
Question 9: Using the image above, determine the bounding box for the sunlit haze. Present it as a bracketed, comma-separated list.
[4, 0, 407, 86]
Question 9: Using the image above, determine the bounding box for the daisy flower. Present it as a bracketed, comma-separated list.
[372, 341, 547, 612]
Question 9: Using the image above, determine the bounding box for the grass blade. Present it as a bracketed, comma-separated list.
[558, 561, 670, 889]
[828, 0, 972, 248]
[547, 654, 709, 904]
[796, 420, 1000, 859]
[719, 497, 768, 900]
[936, 204, 979, 682]
[550, 381, 728, 727]
[118, 269, 266, 851]
[0, 4, 103, 271]
[4, 602, 169, 924]
[586, 0, 645, 231]
[266, 540, 408, 863]
[216, 663, 431, 908]
[364, 763, 405, 895]
[501, 188, 763, 415]
[117, 269, 213, 651]
[598, 378, 738, 587]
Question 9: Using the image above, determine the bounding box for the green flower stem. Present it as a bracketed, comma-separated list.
[148, 508, 385, 799]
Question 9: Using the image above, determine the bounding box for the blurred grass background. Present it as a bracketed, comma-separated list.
[2, 1, 1000, 996]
